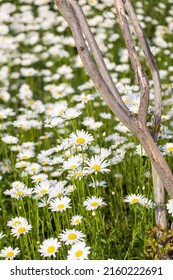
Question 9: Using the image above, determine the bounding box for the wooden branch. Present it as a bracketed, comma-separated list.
[123, 0, 162, 141]
[66, 0, 129, 113]
[55, 0, 135, 131]
[114, 0, 149, 125]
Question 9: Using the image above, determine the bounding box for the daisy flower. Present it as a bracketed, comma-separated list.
[69, 129, 94, 146]
[71, 215, 83, 226]
[38, 198, 50, 208]
[85, 155, 110, 174]
[62, 108, 82, 120]
[59, 229, 85, 245]
[62, 155, 82, 170]
[140, 198, 155, 208]
[49, 196, 71, 212]
[7, 216, 28, 228]
[17, 149, 35, 160]
[31, 173, 48, 183]
[0, 232, 6, 239]
[89, 180, 107, 188]
[33, 180, 51, 197]
[4, 184, 29, 199]
[67, 242, 90, 260]
[15, 161, 28, 169]
[124, 194, 144, 204]
[162, 143, 173, 155]
[83, 196, 106, 211]
[166, 199, 173, 215]
[1, 135, 19, 144]
[0, 246, 20, 260]
[38, 238, 61, 258]
[11, 221, 32, 238]
[49, 184, 67, 199]
[25, 162, 42, 175]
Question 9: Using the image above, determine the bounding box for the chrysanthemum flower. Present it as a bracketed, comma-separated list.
[83, 196, 106, 210]
[69, 129, 94, 146]
[31, 173, 48, 183]
[62, 155, 82, 170]
[70, 215, 83, 226]
[49, 184, 67, 199]
[7, 216, 28, 228]
[67, 242, 90, 260]
[4, 183, 30, 199]
[0, 232, 6, 239]
[59, 229, 85, 245]
[162, 143, 173, 155]
[166, 199, 173, 215]
[34, 180, 51, 197]
[124, 194, 144, 204]
[17, 149, 35, 160]
[49, 196, 71, 212]
[1, 135, 19, 144]
[38, 238, 61, 258]
[85, 155, 110, 174]
[11, 222, 32, 238]
[0, 246, 20, 260]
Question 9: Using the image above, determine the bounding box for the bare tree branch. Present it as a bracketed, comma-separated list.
[55, 0, 135, 130]
[123, 0, 162, 141]
[67, 0, 129, 113]
[114, 0, 149, 125]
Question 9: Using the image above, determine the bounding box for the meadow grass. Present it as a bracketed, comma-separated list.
[0, 0, 173, 260]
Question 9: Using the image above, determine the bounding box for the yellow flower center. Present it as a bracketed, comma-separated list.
[17, 227, 26, 234]
[47, 246, 55, 253]
[36, 178, 42, 182]
[13, 221, 21, 226]
[16, 191, 23, 197]
[6, 251, 15, 258]
[131, 198, 139, 203]
[42, 161, 47, 165]
[23, 155, 29, 159]
[68, 233, 77, 240]
[70, 165, 77, 169]
[75, 219, 80, 224]
[29, 100, 34, 105]
[20, 163, 26, 168]
[56, 91, 61, 96]
[31, 167, 36, 171]
[91, 201, 99, 207]
[76, 137, 85, 144]
[57, 193, 62, 197]
[41, 189, 48, 195]
[57, 204, 65, 209]
[75, 250, 83, 258]
[124, 98, 130, 103]
[168, 147, 173, 151]
[92, 164, 101, 171]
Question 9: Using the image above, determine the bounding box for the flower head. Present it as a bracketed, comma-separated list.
[69, 129, 94, 147]
[124, 194, 144, 204]
[83, 196, 106, 211]
[39, 238, 61, 258]
[49, 196, 71, 212]
[59, 229, 85, 245]
[67, 242, 90, 260]
[0, 246, 20, 260]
